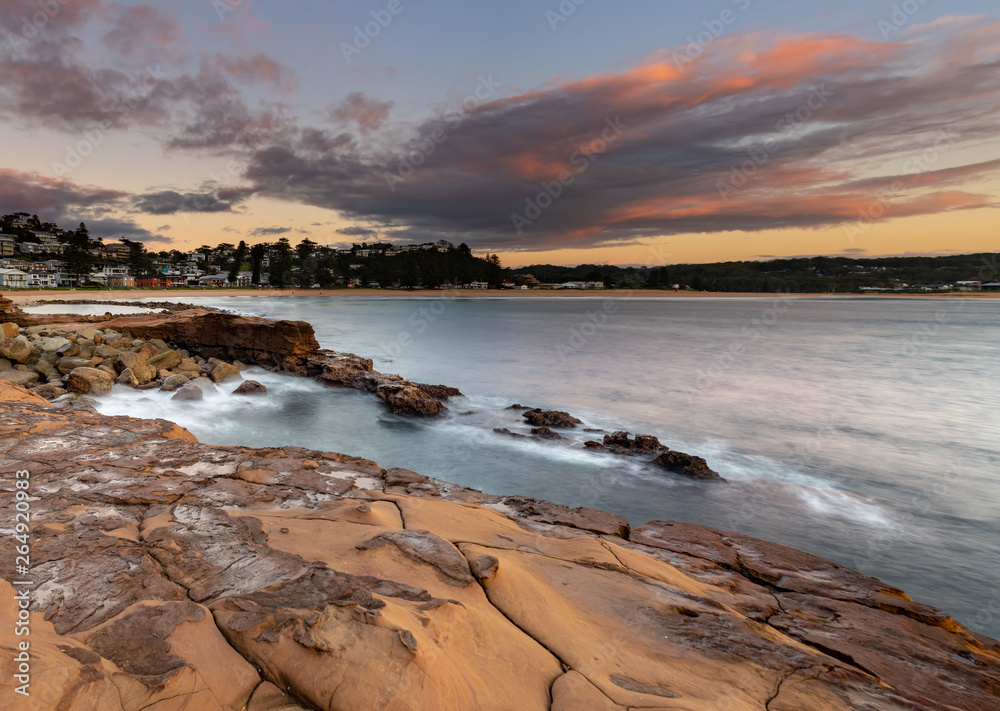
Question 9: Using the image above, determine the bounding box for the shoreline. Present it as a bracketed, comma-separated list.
[7, 287, 1000, 305]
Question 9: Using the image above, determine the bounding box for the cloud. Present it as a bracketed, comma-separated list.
[0, 168, 126, 217]
[101, 4, 185, 59]
[336, 225, 378, 237]
[329, 92, 393, 133]
[132, 187, 255, 215]
[248, 226, 291, 237]
[240, 20, 1000, 252]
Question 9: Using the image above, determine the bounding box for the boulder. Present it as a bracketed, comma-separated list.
[211, 362, 242, 384]
[377, 384, 446, 416]
[188, 377, 218, 393]
[66, 367, 114, 396]
[232, 380, 267, 395]
[94, 344, 121, 359]
[0, 370, 40, 388]
[493, 427, 528, 439]
[56, 342, 81, 357]
[150, 338, 171, 353]
[40, 336, 71, 353]
[415, 383, 464, 400]
[160, 374, 191, 392]
[24, 325, 46, 335]
[115, 368, 140, 388]
[523, 409, 583, 428]
[172, 384, 204, 401]
[148, 349, 182, 371]
[0, 358, 10, 371]
[0, 337, 32, 364]
[602, 432, 666, 455]
[652, 450, 723, 481]
[32, 384, 67, 400]
[33, 359, 57, 379]
[77, 327, 99, 342]
[0, 322, 18, 338]
[57, 357, 94, 375]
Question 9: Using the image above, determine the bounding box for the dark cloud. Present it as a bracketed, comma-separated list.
[131, 187, 255, 215]
[336, 225, 378, 236]
[248, 226, 291, 237]
[240, 21, 1000, 252]
[0, 168, 126, 217]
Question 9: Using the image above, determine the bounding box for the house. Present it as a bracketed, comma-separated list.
[0, 268, 28, 288]
[956, 281, 982, 291]
[198, 274, 228, 287]
[107, 274, 136, 288]
[99, 242, 131, 261]
[27, 271, 57, 288]
[921, 284, 952, 291]
[561, 281, 588, 289]
[501, 281, 516, 289]
[466, 281, 489, 289]
[982, 283, 1000, 291]
[0, 234, 15, 257]
[17, 242, 46, 255]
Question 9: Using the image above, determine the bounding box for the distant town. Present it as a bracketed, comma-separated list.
[0, 212, 996, 293]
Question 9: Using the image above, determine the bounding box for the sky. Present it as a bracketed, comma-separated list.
[0, 0, 998, 267]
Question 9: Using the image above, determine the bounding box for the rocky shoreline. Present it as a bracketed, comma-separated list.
[1, 301, 999, 710]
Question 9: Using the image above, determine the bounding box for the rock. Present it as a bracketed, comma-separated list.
[377, 384, 446, 416]
[148, 349, 182, 371]
[584, 440, 606, 450]
[188, 377, 218, 394]
[493, 427, 528, 439]
[66, 367, 114, 396]
[57, 356, 94, 375]
[415, 383, 464, 400]
[32, 384, 67, 400]
[172, 384, 205, 401]
[94, 344, 121, 359]
[602, 431, 666, 455]
[0, 369, 40, 388]
[159, 374, 191, 392]
[652, 450, 723, 481]
[40, 336, 71, 353]
[0, 336, 32, 364]
[531, 427, 562, 440]
[0, 322, 19, 337]
[77, 327, 99, 342]
[0, 358, 9, 371]
[25, 325, 46, 335]
[115, 368, 140, 388]
[211, 361, 242, 384]
[0, 379, 50, 406]
[507, 403, 527, 410]
[33, 359, 57, 379]
[55, 342, 81, 357]
[150, 337, 171, 353]
[176, 358, 201, 372]
[233, 380, 267, 395]
[523, 408, 583, 428]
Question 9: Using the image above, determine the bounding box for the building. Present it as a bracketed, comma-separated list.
[107, 274, 136, 288]
[27, 271, 57, 288]
[99, 242, 131, 261]
[956, 281, 982, 291]
[17, 242, 45, 255]
[198, 274, 228, 287]
[0, 268, 28, 288]
[0, 234, 15, 257]
[466, 281, 489, 289]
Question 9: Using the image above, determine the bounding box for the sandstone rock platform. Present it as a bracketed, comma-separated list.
[1, 384, 998, 710]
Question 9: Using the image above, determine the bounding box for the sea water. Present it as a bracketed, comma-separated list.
[92, 295, 1000, 638]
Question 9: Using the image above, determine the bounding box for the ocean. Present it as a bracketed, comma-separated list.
[92, 295, 1000, 638]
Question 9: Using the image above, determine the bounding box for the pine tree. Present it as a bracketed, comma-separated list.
[228, 240, 248, 284]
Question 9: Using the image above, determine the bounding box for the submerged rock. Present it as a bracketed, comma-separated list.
[233, 379, 267, 395]
[171, 384, 204, 401]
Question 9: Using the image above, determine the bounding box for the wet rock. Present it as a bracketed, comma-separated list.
[233, 380, 267, 395]
[531, 427, 562, 440]
[159, 374, 191, 392]
[493, 427, 528, 439]
[211, 361, 242, 384]
[522, 408, 583, 428]
[652, 450, 723, 481]
[172, 384, 204, 401]
[0, 336, 31, 364]
[66, 367, 114, 396]
[377, 384, 446, 416]
[602, 431, 666, 455]
[507, 403, 527, 410]
[415, 383, 464, 400]
[584, 441, 606, 450]
[115, 368, 140, 388]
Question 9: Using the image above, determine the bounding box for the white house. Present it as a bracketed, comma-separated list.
[0, 268, 28, 288]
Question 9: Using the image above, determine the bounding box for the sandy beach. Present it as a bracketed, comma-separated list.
[5, 288, 1000, 305]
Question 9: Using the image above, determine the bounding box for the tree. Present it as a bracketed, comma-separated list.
[249, 243, 267, 286]
[121, 238, 155, 276]
[61, 223, 95, 282]
[268, 238, 294, 286]
[228, 240, 248, 284]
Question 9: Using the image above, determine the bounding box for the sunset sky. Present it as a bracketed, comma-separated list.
[1, 0, 998, 267]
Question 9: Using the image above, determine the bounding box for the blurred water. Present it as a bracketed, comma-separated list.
[93, 295, 1000, 637]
